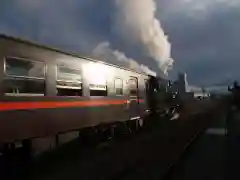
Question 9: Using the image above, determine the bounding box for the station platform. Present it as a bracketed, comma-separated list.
[164, 106, 240, 180]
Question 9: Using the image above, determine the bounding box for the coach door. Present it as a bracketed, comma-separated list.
[146, 76, 160, 112]
[128, 77, 140, 119]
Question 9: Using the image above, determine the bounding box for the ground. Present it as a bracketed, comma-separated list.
[163, 104, 240, 180]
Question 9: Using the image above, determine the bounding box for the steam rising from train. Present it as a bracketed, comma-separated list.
[93, 42, 157, 76]
[93, 0, 173, 76]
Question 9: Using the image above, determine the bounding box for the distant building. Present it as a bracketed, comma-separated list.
[178, 72, 188, 94]
[172, 72, 210, 100]
[192, 90, 209, 98]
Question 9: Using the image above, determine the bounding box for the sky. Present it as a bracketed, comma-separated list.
[0, 0, 240, 86]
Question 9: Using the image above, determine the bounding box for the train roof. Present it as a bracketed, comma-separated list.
[0, 34, 157, 77]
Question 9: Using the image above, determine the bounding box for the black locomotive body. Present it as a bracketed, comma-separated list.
[0, 35, 169, 153]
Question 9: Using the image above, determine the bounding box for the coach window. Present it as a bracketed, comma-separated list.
[128, 77, 138, 97]
[115, 78, 123, 96]
[144, 79, 148, 92]
[3, 57, 45, 96]
[89, 83, 107, 96]
[89, 77, 107, 96]
[57, 64, 82, 96]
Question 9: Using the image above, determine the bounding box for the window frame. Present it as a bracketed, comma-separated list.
[89, 80, 108, 97]
[89, 84, 107, 91]
[114, 77, 124, 96]
[56, 64, 82, 82]
[128, 76, 138, 97]
[144, 79, 148, 92]
[3, 56, 46, 97]
[56, 63, 82, 93]
[4, 56, 46, 80]
[89, 83, 108, 97]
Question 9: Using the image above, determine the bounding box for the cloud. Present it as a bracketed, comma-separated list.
[156, 0, 240, 85]
[112, 0, 173, 74]
[159, 0, 240, 17]
[15, 0, 48, 10]
[0, 0, 171, 76]
[0, 0, 111, 53]
[1, 0, 240, 86]
[92, 41, 157, 76]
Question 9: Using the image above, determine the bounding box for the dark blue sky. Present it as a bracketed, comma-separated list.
[1, 0, 240, 86]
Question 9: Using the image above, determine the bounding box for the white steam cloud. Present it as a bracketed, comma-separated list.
[114, 0, 174, 73]
[93, 0, 173, 75]
[114, 0, 173, 73]
[93, 42, 157, 76]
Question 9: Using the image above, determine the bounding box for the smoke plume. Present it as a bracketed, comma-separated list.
[93, 41, 157, 76]
[112, 0, 173, 74]
[93, 0, 173, 76]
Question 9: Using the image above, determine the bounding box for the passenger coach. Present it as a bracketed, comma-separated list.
[0, 34, 161, 154]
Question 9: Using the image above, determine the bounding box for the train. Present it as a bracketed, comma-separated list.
[0, 34, 171, 155]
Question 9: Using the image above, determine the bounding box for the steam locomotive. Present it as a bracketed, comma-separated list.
[228, 81, 240, 109]
[0, 35, 173, 155]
